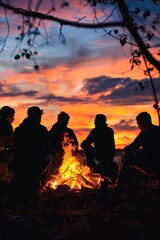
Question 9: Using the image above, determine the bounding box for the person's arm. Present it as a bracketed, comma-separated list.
[81, 129, 94, 149]
[68, 129, 79, 155]
[42, 127, 51, 155]
[110, 128, 116, 157]
[0, 122, 13, 150]
[123, 132, 143, 155]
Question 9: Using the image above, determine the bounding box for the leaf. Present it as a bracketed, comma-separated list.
[25, 53, 31, 59]
[114, 29, 118, 34]
[143, 9, 150, 18]
[134, 8, 140, 14]
[34, 65, 39, 70]
[120, 39, 126, 46]
[147, 31, 154, 40]
[138, 25, 145, 32]
[14, 54, 21, 60]
[120, 34, 127, 46]
[131, 50, 141, 57]
[153, 103, 159, 109]
[61, 1, 69, 7]
[134, 58, 141, 66]
[148, 67, 154, 72]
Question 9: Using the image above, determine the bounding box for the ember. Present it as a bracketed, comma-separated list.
[44, 136, 104, 191]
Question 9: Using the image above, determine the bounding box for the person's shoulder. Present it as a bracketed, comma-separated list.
[14, 121, 24, 131]
[153, 124, 160, 129]
[151, 125, 160, 134]
[15, 118, 28, 129]
[106, 126, 114, 133]
[49, 122, 59, 132]
[40, 124, 48, 131]
[66, 127, 75, 133]
[145, 124, 160, 132]
[88, 128, 95, 133]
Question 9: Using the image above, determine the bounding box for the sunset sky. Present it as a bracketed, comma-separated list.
[0, 0, 160, 149]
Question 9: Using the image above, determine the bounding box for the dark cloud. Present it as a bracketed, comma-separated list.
[99, 94, 152, 106]
[6, 73, 157, 108]
[81, 75, 129, 94]
[81, 76, 160, 106]
[0, 81, 38, 97]
[111, 119, 137, 131]
[39, 93, 86, 104]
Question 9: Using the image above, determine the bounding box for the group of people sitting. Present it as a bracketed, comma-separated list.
[0, 105, 160, 195]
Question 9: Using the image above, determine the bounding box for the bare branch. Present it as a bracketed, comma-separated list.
[0, 1, 123, 28]
[0, 7, 10, 53]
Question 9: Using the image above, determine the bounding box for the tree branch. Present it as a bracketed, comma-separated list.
[0, 1, 123, 29]
[116, 0, 160, 72]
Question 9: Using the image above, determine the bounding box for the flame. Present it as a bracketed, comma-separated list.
[44, 136, 104, 191]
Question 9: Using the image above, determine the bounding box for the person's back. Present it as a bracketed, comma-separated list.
[12, 106, 51, 194]
[0, 106, 15, 182]
[115, 112, 160, 188]
[49, 111, 79, 173]
[90, 124, 116, 160]
[81, 114, 116, 179]
[14, 118, 50, 174]
[124, 119, 160, 172]
[139, 126, 160, 154]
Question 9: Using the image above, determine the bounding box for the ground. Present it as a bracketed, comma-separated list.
[0, 178, 159, 240]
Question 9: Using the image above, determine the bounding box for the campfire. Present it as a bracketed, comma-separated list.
[44, 136, 105, 191]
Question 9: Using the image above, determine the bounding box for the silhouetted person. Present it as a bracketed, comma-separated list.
[12, 106, 51, 195]
[115, 112, 160, 187]
[49, 111, 79, 174]
[81, 114, 116, 181]
[0, 106, 15, 183]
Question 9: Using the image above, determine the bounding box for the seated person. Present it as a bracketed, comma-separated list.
[0, 106, 15, 183]
[81, 114, 116, 181]
[49, 111, 79, 174]
[115, 112, 160, 187]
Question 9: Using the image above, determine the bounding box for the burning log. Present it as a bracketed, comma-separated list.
[79, 174, 101, 190]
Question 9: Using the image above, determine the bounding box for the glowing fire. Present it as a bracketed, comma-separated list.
[44, 137, 104, 191]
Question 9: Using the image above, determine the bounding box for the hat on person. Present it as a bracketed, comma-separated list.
[27, 106, 44, 117]
[95, 114, 106, 123]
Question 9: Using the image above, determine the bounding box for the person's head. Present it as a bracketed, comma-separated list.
[27, 106, 44, 123]
[58, 111, 70, 127]
[94, 114, 107, 128]
[0, 106, 15, 123]
[136, 112, 152, 130]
